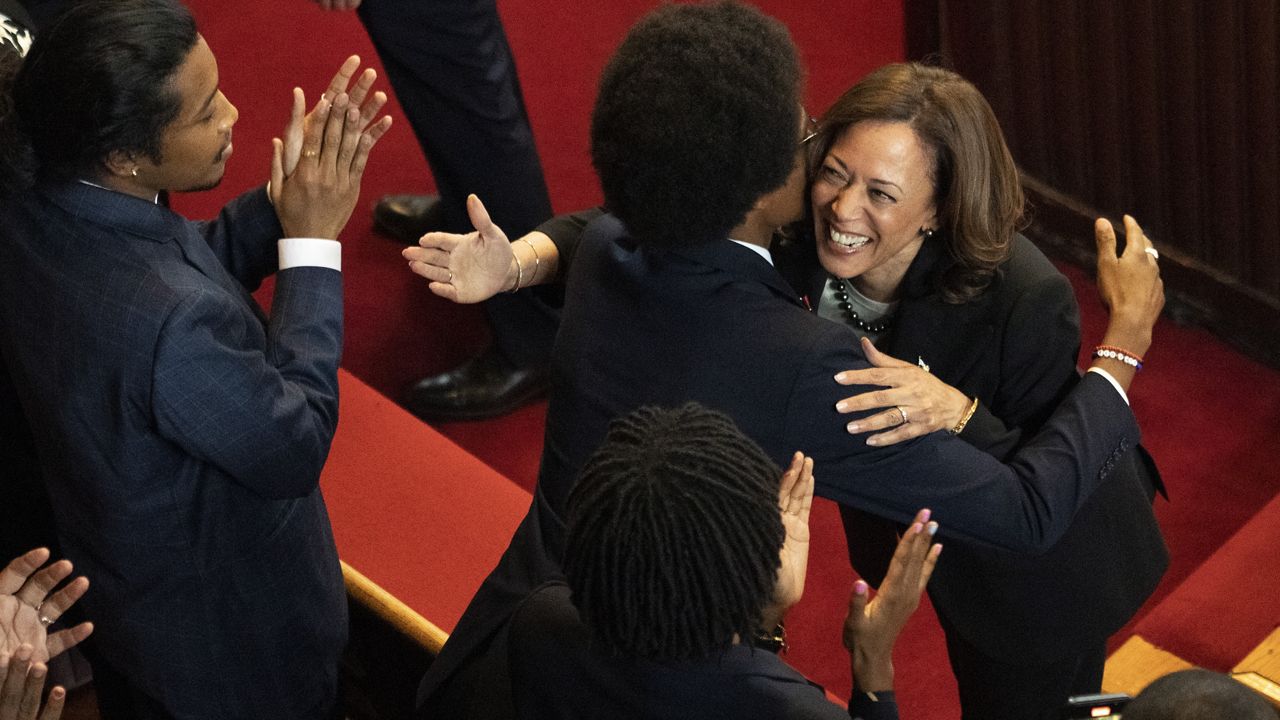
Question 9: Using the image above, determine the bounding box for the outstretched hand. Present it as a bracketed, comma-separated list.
[843, 509, 941, 693]
[0, 550, 92, 665]
[270, 56, 393, 239]
[834, 337, 972, 446]
[403, 194, 515, 304]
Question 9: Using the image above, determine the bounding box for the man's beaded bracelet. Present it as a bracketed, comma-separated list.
[1092, 345, 1144, 370]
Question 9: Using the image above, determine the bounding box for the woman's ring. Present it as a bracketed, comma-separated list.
[303, 150, 318, 159]
[897, 406, 909, 425]
[39, 614, 53, 627]
[447, 270, 453, 283]
[1144, 246, 1159, 260]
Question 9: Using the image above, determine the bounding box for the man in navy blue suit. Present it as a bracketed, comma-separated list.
[0, 1, 390, 717]
[413, 4, 1165, 716]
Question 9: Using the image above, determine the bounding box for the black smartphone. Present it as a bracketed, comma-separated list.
[1062, 692, 1131, 719]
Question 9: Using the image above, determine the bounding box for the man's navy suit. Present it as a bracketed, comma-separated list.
[0, 182, 346, 719]
[419, 214, 1143, 715]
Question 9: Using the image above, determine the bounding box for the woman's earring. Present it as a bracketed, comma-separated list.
[922, 227, 935, 239]
[131, 168, 139, 177]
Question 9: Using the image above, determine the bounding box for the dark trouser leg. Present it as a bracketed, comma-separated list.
[940, 611, 1107, 720]
[357, 0, 558, 378]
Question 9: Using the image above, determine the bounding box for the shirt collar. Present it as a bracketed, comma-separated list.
[728, 238, 774, 265]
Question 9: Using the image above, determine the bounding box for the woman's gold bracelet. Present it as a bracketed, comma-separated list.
[949, 396, 979, 435]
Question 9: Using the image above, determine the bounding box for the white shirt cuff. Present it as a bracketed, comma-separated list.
[278, 238, 341, 272]
[1087, 366, 1129, 406]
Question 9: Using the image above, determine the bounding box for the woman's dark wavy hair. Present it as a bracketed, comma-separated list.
[589, 1, 802, 248]
[807, 62, 1026, 303]
[563, 403, 785, 662]
[2, 0, 197, 190]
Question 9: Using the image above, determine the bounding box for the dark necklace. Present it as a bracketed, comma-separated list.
[828, 276, 893, 333]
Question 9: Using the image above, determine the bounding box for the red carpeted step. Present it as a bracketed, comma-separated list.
[1132, 491, 1280, 671]
[320, 370, 531, 633]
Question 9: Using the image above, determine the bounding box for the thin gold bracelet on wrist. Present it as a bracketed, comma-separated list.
[520, 236, 541, 283]
[507, 252, 525, 294]
[949, 396, 979, 435]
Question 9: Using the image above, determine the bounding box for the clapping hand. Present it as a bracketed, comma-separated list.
[0, 550, 92, 663]
[0, 549, 95, 720]
[768, 452, 814, 624]
[843, 510, 941, 692]
[270, 56, 393, 239]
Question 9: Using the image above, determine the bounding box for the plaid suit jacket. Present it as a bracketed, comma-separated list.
[0, 182, 346, 719]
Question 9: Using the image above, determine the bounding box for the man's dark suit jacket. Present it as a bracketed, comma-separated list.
[0, 182, 346, 719]
[419, 213, 1142, 714]
[774, 232, 1168, 665]
[508, 582, 896, 720]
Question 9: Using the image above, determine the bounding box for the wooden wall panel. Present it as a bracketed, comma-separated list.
[908, 0, 1280, 367]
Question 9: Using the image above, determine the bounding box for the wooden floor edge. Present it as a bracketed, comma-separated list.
[341, 560, 449, 655]
[1102, 635, 1194, 697]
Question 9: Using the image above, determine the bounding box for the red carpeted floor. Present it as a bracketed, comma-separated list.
[175, 1, 1280, 717]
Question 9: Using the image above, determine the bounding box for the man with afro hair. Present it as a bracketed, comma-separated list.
[416, 2, 1160, 716]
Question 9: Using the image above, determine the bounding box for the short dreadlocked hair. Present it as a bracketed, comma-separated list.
[589, 1, 802, 248]
[563, 403, 784, 661]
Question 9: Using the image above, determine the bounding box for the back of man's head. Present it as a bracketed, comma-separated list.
[563, 403, 784, 662]
[589, 1, 802, 248]
[1123, 669, 1278, 720]
[10, 0, 196, 184]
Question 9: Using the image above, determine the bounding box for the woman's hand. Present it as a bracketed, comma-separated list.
[834, 337, 972, 445]
[402, 195, 516, 304]
[843, 509, 941, 693]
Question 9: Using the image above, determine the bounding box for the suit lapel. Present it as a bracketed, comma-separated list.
[42, 182, 268, 325]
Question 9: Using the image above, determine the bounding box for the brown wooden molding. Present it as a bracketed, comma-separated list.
[1021, 173, 1280, 370]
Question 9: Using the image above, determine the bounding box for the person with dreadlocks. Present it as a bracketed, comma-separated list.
[413, 2, 1163, 715]
[508, 403, 940, 720]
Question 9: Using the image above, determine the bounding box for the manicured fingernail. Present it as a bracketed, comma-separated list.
[927, 521, 939, 536]
[865, 435, 880, 445]
[910, 522, 923, 534]
[836, 400, 850, 412]
[919, 509, 931, 523]
[834, 372, 847, 383]
[51, 687, 65, 700]
[846, 422, 860, 433]
[854, 580, 869, 595]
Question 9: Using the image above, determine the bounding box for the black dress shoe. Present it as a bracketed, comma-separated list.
[372, 193, 445, 244]
[405, 346, 548, 421]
